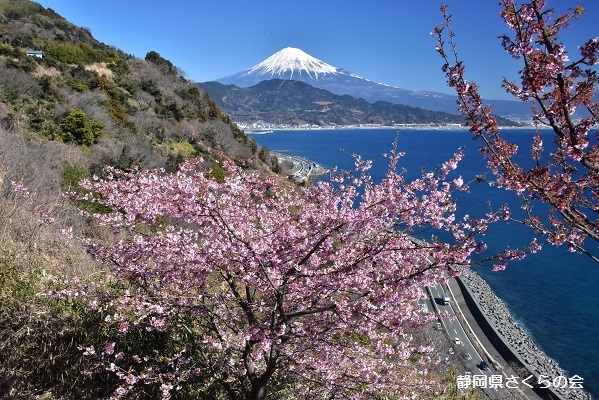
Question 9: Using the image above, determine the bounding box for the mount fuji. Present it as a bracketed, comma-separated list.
[213, 47, 529, 118]
[217, 47, 362, 87]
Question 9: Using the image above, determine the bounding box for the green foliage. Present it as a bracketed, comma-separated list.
[45, 41, 86, 64]
[175, 85, 201, 103]
[163, 142, 195, 173]
[258, 146, 270, 163]
[44, 41, 116, 65]
[176, 86, 207, 120]
[0, 82, 19, 104]
[107, 58, 129, 77]
[62, 161, 112, 215]
[140, 78, 160, 97]
[0, 0, 49, 19]
[204, 91, 224, 120]
[0, 251, 113, 398]
[68, 80, 89, 92]
[62, 161, 90, 190]
[271, 156, 282, 173]
[37, 75, 61, 101]
[169, 140, 197, 155]
[145, 50, 176, 76]
[247, 136, 258, 154]
[58, 108, 104, 146]
[67, 64, 99, 92]
[29, 106, 60, 139]
[165, 152, 185, 173]
[0, 44, 15, 57]
[114, 76, 139, 97]
[79, 42, 116, 63]
[211, 160, 226, 183]
[96, 75, 133, 127]
[5, 51, 38, 72]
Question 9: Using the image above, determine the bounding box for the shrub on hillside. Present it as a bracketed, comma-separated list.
[44, 41, 116, 65]
[58, 108, 104, 146]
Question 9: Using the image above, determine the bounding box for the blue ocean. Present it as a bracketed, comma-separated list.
[251, 128, 599, 397]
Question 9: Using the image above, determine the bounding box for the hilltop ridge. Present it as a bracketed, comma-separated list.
[199, 79, 519, 127]
[0, 0, 277, 177]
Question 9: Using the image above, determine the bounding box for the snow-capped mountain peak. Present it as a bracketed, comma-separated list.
[246, 47, 339, 80]
[212, 47, 529, 117]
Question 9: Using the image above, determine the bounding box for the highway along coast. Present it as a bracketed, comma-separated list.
[270, 151, 327, 182]
[251, 129, 594, 399]
[441, 267, 590, 400]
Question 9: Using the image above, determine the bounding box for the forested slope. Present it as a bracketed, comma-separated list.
[0, 0, 276, 179]
[0, 1, 280, 397]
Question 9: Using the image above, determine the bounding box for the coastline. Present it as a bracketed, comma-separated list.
[243, 122, 541, 132]
[455, 267, 590, 400]
[268, 147, 592, 399]
[249, 129, 597, 399]
[270, 151, 327, 182]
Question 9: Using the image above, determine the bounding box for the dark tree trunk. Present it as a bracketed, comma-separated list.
[245, 360, 276, 400]
[246, 377, 269, 400]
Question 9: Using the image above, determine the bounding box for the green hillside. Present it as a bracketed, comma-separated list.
[0, 2, 476, 399]
[0, 0, 276, 174]
[0, 1, 281, 398]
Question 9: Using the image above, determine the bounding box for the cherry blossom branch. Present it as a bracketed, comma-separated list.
[435, 1, 599, 259]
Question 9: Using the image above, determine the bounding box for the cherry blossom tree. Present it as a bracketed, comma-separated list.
[58, 145, 509, 399]
[435, 0, 599, 260]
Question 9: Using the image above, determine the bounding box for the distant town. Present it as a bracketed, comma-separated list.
[240, 121, 472, 132]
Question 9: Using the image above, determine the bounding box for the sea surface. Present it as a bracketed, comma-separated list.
[251, 128, 599, 397]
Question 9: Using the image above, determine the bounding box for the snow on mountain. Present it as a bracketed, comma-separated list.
[247, 47, 339, 80]
[216, 47, 390, 92]
[213, 48, 531, 118]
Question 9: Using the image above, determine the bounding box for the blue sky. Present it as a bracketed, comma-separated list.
[37, 0, 598, 100]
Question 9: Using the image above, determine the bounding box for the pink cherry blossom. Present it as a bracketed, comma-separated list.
[56, 142, 515, 399]
[436, 0, 599, 261]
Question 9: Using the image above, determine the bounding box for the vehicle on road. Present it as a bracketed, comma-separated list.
[443, 291, 450, 305]
[448, 347, 455, 355]
[454, 337, 462, 345]
[479, 361, 489, 371]
[462, 353, 472, 361]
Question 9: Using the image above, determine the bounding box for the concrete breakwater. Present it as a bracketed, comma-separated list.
[271, 151, 327, 182]
[456, 267, 590, 400]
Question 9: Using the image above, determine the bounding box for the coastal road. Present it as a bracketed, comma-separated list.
[426, 284, 514, 399]
[271, 151, 326, 181]
[411, 236, 527, 398]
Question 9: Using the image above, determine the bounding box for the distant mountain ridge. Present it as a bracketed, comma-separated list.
[199, 79, 519, 127]
[214, 47, 532, 119]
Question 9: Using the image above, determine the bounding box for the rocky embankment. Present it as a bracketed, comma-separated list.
[457, 267, 590, 400]
[271, 151, 327, 182]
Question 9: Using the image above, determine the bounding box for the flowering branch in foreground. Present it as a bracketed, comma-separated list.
[53, 143, 516, 399]
[435, 0, 599, 261]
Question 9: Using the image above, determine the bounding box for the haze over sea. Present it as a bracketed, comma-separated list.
[251, 128, 599, 397]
